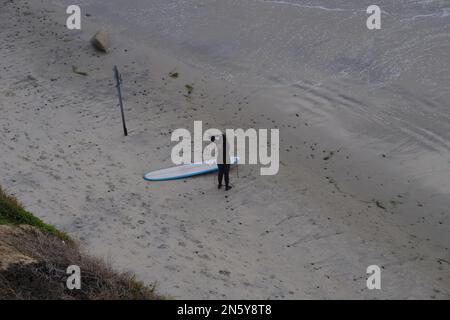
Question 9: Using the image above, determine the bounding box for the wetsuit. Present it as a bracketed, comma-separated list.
[216, 133, 231, 189]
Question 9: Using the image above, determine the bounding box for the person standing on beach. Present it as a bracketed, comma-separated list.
[211, 133, 232, 191]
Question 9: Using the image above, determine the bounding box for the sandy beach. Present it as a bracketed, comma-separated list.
[0, 0, 449, 299]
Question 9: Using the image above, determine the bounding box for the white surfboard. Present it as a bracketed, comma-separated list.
[143, 157, 239, 181]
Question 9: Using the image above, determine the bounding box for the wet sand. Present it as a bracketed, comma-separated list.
[0, 0, 449, 299]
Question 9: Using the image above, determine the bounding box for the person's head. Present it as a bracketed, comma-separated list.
[210, 135, 216, 142]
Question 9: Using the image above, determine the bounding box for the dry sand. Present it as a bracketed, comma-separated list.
[0, 0, 448, 299]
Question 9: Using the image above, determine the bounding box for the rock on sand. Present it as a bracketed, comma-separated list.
[91, 30, 109, 53]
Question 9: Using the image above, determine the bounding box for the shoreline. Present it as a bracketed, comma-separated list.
[0, 0, 448, 299]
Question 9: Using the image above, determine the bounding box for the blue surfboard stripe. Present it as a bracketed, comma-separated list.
[143, 158, 239, 181]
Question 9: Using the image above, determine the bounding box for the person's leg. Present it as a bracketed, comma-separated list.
[218, 164, 224, 188]
[224, 164, 231, 190]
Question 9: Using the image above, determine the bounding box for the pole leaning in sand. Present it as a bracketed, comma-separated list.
[113, 65, 128, 136]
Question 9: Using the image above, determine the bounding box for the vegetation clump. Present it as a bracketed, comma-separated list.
[0, 186, 163, 300]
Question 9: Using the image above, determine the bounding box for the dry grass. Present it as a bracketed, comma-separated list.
[0, 226, 163, 300]
[0, 186, 164, 300]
